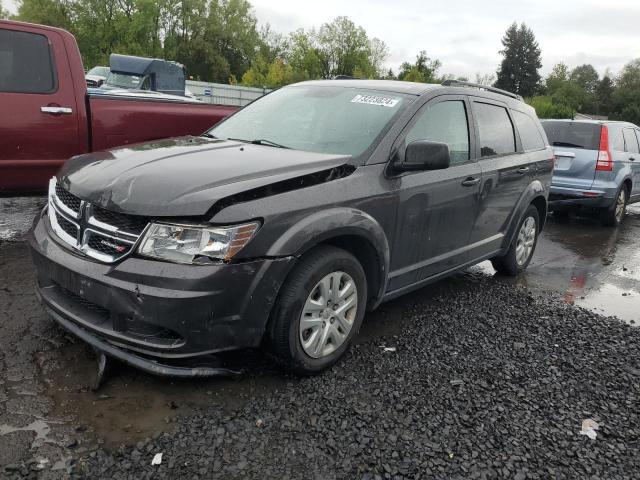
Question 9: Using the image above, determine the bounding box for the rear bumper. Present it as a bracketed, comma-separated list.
[28, 209, 294, 373]
[548, 185, 614, 209]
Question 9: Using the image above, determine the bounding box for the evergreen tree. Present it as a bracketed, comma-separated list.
[494, 22, 542, 97]
[596, 74, 615, 116]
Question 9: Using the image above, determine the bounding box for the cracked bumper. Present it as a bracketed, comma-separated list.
[28, 210, 294, 366]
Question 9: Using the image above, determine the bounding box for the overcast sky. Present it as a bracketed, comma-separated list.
[6, 0, 640, 78]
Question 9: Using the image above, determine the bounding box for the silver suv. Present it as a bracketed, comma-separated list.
[542, 119, 640, 226]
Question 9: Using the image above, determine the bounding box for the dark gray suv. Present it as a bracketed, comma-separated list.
[29, 80, 554, 376]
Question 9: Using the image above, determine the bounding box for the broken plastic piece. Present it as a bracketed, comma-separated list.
[151, 452, 163, 465]
[380, 346, 396, 352]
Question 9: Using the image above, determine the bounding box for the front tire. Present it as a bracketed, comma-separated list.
[491, 205, 540, 276]
[267, 245, 367, 375]
[601, 186, 628, 227]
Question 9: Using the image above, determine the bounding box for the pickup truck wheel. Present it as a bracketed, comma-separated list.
[267, 245, 367, 375]
[601, 186, 628, 227]
[491, 205, 539, 276]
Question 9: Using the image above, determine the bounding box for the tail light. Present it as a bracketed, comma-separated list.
[596, 125, 613, 171]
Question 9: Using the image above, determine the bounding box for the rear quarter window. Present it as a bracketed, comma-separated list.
[512, 110, 545, 151]
[541, 121, 601, 150]
[474, 102, 516, 157]
[622, 129, 639, 153]
[0, 28, 56, 94]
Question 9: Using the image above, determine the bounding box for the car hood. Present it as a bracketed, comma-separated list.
[58, 136, 351, 217]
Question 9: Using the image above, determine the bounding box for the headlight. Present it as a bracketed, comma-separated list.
[138, 222, 259, 264]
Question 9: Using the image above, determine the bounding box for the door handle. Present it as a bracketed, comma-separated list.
[461, 177, 480, 187]
[517, 166, 530, 174]
[41, 106, 73, 115]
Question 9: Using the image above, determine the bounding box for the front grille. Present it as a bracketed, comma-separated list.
[93, 206, 149, 235]
[49, 178, 144, 264]
[55, 182, 82, 212]
[87, 234, 132, 256]
[56, 212, 78, 240]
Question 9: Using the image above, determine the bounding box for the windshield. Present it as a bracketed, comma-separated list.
[208, 85, 411, 161]
[87, 66, 109, 77]
[542, 121, 602, 150]
[105, 72, 143, 89]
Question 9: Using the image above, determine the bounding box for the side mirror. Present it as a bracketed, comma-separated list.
[399, 140, 451, 171]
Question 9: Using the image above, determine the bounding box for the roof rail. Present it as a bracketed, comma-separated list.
[333, 75, 356, 80]
[441, 79, 523, 101]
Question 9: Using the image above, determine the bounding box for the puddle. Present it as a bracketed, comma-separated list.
[0, 420, 53, 448]
[0, 196, 46, 241]
[43, 342, 289, 447]
[471, 205, 640, 325]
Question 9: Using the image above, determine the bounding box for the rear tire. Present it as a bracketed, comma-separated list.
[601, 185, 628, 227]
[266, 245, 367, 375]
[491, 205, 540, 276]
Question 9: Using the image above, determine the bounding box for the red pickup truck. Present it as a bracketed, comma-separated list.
[0, 20, 238, 194]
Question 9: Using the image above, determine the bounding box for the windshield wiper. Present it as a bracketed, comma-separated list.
[226, 137, 290, 149]
[201, 132, 218, 139]
[552, 141, 584, 148]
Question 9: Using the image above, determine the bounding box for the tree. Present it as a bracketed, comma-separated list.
[545, 63, 570, 94]
[1, 1, 9, 19]
[14, 0, 73, 30]
[596, 74, 615, 116]
[570, 64, 599, 94]
[397, 50, 441, 83]
[611, 59, 640, 125]
[315, 16, 385, 78]
[475, 73, 496, 86]
[494, 22, 542, 97]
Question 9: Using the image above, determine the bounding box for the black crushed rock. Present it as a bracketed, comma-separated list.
[36, 277, 638, 480]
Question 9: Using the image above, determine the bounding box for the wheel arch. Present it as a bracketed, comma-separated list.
[265, 208, 390, 309]
[503, 180, 547, 250]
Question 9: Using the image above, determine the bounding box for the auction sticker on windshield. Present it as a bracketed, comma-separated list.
[351, 94, 399, 108]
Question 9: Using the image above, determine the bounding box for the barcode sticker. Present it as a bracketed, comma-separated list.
[351, 94, 399, 108]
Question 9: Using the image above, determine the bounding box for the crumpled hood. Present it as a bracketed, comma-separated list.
[58, 136, 351, 217]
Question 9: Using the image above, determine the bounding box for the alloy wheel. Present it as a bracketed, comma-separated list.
[515, 216, 536, 266]
[299, 271, 358, 359]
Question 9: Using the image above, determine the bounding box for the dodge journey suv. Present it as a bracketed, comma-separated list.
[29, 79, 553, 376]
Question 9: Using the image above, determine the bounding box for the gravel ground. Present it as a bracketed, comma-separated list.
[6, 273, 635, 479]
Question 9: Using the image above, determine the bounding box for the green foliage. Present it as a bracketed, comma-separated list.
[14, 0, 261, 82]
[526, 96, 574, 119]
[240, 16, 388, 88]
[611, 59, 640, 125]
[495, 22, 542, 97]
[596, 75, 615, 116]
[397, 51, 441, 83]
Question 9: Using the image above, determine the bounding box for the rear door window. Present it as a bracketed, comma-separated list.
[0, 28, 56, 93]
[474, 102, 516, 157]
[541, 121, 601, 150]
[405, 100, 470, 164]
[512, 110, 545, 151]
[623, 129, 639, 153]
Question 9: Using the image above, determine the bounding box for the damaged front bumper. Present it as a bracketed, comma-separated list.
[28, 210, 294, 376]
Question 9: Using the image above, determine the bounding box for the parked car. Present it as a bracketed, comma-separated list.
[0, 20, 238, 194]
[85, 65, 109, 87]
[29, 79, 553, 376]
[541, 119, 640, 225]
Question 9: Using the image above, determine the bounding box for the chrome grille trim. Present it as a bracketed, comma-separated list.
[47, 177, 149, 264]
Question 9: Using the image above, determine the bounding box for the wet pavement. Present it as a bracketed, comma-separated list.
[0, 196, 639, 476]
[473, 203, 640, 325]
